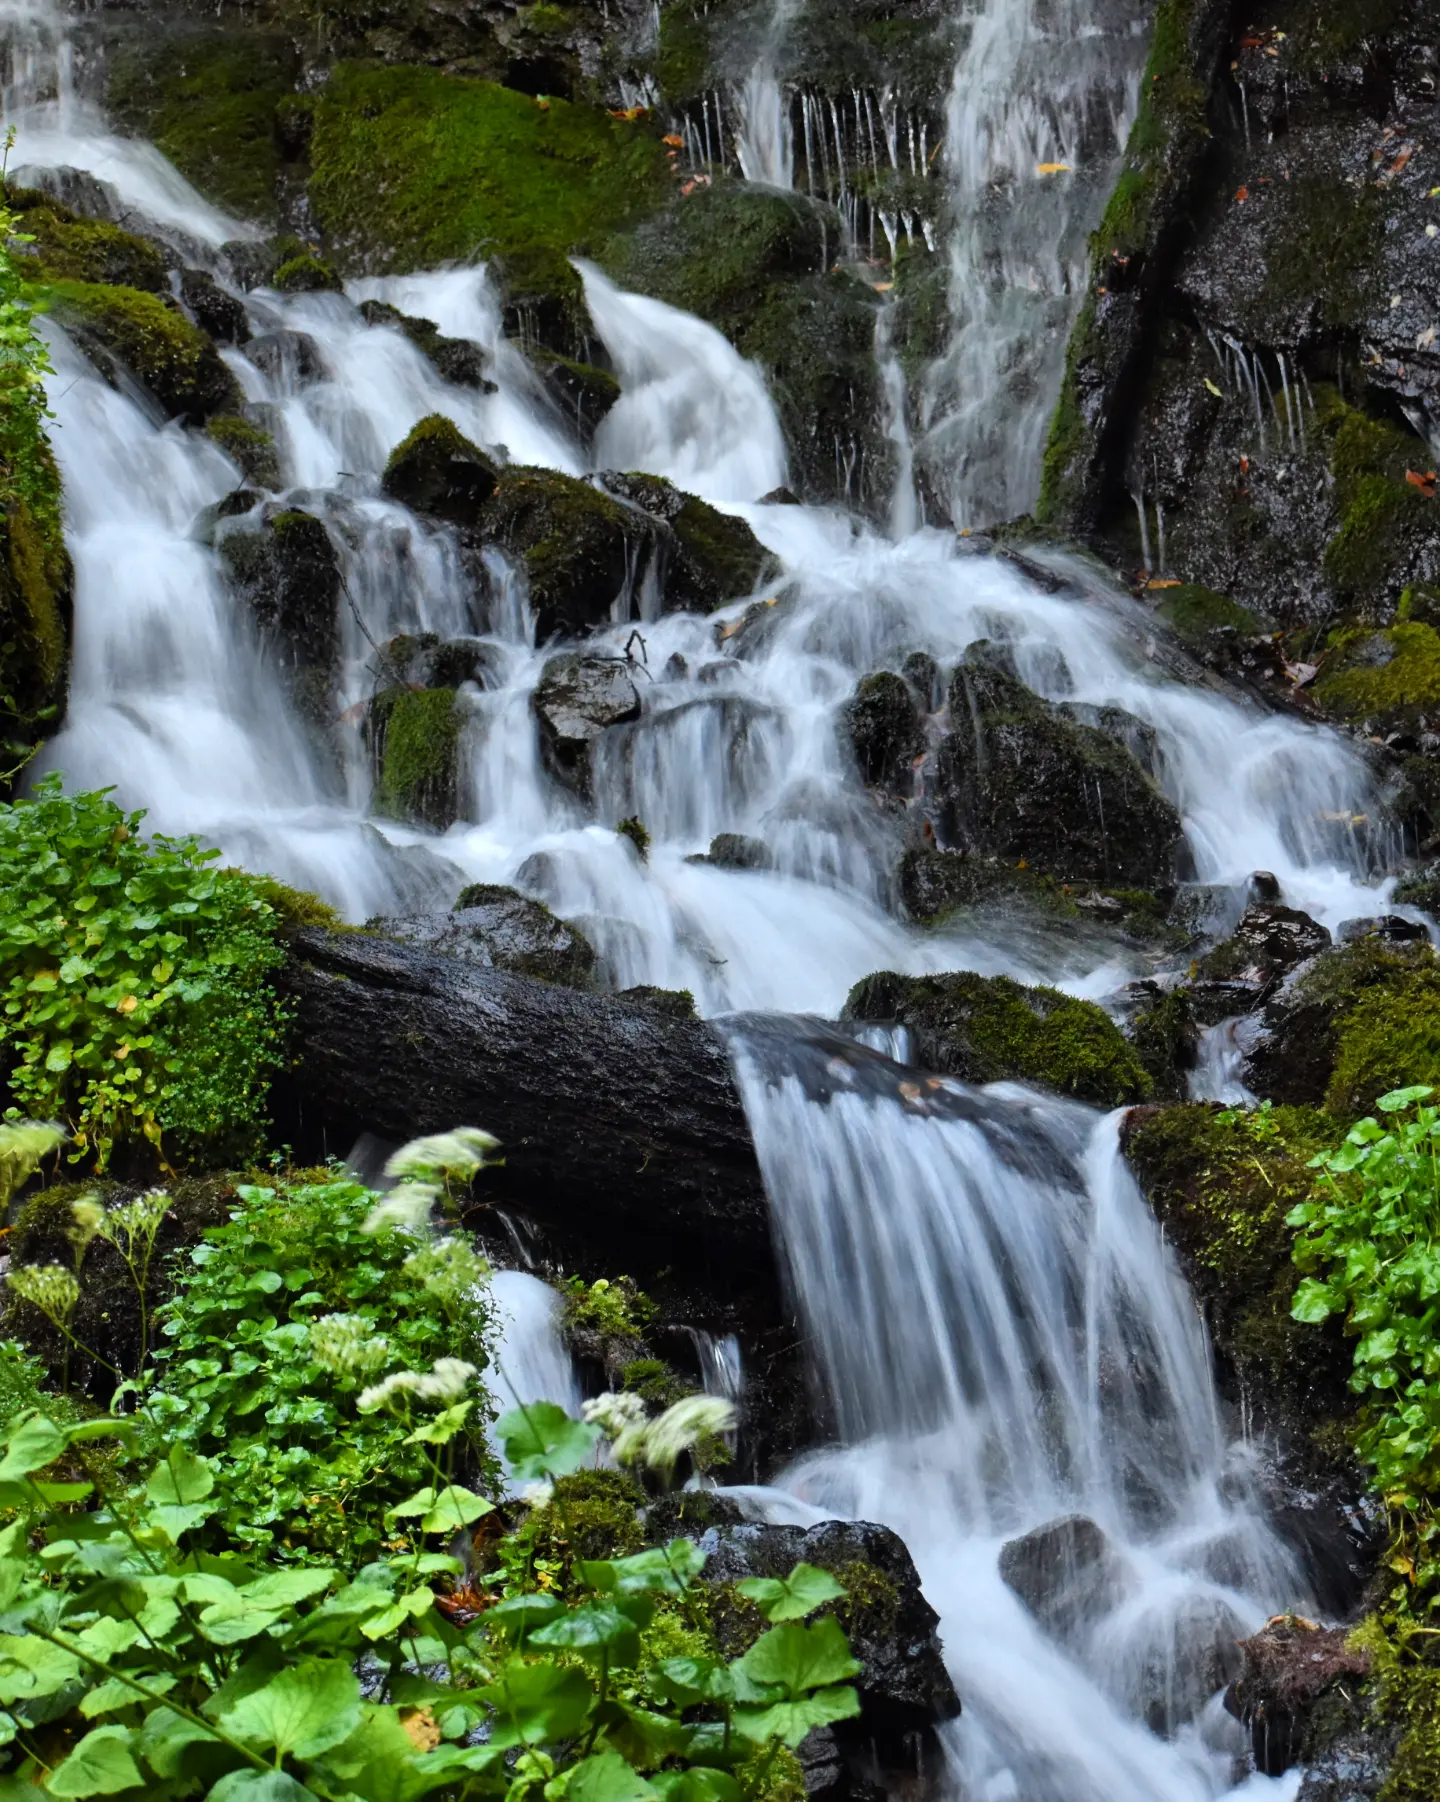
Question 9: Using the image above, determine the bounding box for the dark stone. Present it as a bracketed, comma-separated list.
[692, 833, 773, 872]
[1224, 1617, 1371, 1777]
[599, 472, 772, 614]
[179, 268, 249, 345]
[530, 348, 620, 444]
[1126, 1593, 1247, 1736]
[533, 652, 641, 794]
[618, 985, 698, 1019]
[761, 487, 801, 506]
[901, 651, 940, 708]
[217, 505, 340, 691]
[1250, 871, 1282, 903]
[246, 329, 326, 388]
[11, 164, 119, 220]
[358, 300, 490, 389]
[998, 1516, 1133, 1645]
[934, 644, 1184, 887]
[1336, 914, 1428, 944]
[381, 415, 500, 527]
[272, 928, 771, 1272]
[843, 672, 926, 792]
[700, 1518, 959, 1736]
[1196, 904, 1333, 986]
[377, 884, 595, 987]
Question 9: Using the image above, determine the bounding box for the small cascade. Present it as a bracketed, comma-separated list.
[489, 1270, 585, 1443]
[1189, 1020, 1259, 1106]
[733, 0, 795, 190]
[727, 1016, 1302, 1801]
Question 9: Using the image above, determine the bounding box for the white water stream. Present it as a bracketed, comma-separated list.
[0, 2, 1390, 1794]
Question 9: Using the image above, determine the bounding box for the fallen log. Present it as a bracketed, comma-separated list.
[272, 928, 773, 1277]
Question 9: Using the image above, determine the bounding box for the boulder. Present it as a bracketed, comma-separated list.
[1224, 1616, 1371, 1777]
[379, 884, 596, 987]
[1121, 1593, 1247, 1737]
[246, 329, 326, 389]
[1195, 904, 1332, 987]
[358, 300, 490, 389]
[701, 1518, 960, 1736]
[217, 506, 340, 705]
[381, 414, 501, 527]
[843, 969, 1152, 1107]
[934, 645, 1184, 888]
[205, 416, 281, 490]
[48, 281, 240, 421]
[273, 253, 342, 294]
[842, 672, 926, 792]
[531, 348, 620, 443]
[998, 1516, 1132, 1644]
[689, 833, 774, 872]
[599, 472, 772, 613]
[532, 652, 641, 794]
[480, 466, 656, 641]
[180, 268, 250, 345]
[369, 687, 463, 829]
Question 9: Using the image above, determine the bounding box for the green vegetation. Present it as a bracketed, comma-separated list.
[1155, 583, 1266, 643]
[562, 1275, 657, 1342]
[0, 779, 287, 1169]
[844, 969, 1152, 1106]
[6, 189, 166, 291]
[272, 253, 343, 294]
[617, 815, 651, 860]
[43, 281, 239, 420]
[308, 64, 671, 273]
[204, 415, 282, 490]
[372, 688, 462, 829]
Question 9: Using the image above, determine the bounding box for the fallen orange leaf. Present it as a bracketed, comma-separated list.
[1234, 185, 1249, 202]
[1036, 162, 1071, 175]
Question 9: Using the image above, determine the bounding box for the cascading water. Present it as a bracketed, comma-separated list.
[733, 0, 796, 188]
[0, 2, 1401, 1791]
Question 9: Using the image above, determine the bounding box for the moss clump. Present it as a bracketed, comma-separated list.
[1340, 1618, 1440, 1802]
[44, 281, 239, 420]
[616, 816, 650, 860]
[563, 1275, 656, 1340]
[371, 687, 462, 829]
[1123, 1103, 1352, 1443]
[1126, 987, 1195, 1101]
[1325, 481, 1435, 606]
[844, 969, 1152, 1107]
[0, 486, 71, 762]
[528, 1468, 646, 1569]
[307, 64, 671, 274]
[7, 192, 167, 291]
[242, 875, 345, 935]
[481, 465, 643, 638]
[1315, 622, 1440, 721]
[104, 33, 296, 224]
[490, 246, 592, 359]
[1156, 583, 1265, 642]
[620, 1356, 689, 1407]
[272, 254, 341, 294]
[205, 416, 281, 490]
[653, 2, 712, 100]
[1326, 966, 1440, 1116]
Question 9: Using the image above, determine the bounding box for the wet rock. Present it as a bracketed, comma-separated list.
[843, 672, 926, 793]
[378, 884, 596, 987]
[179, 268, 249, 345]
[599, 472, 772, 613]
[1123, 1593, 1247, 1737]
[381, 414, 500, 527]
[358, 300, 490, 389]
[204, 416, 281, 490]
[690, 833, 774, 871]
[934, 644, 1184, 888]
[1225, 1616, 1371, 1777]
[490, 247, 596, 363]
[246, 329, 326, 389]
[1336, 914, 1428, 944]
[216, 505, 340, 697]
[11, 164, 120, 221]
[529, 348, 619, 443]
[998, 1516, 1132, 1644]
[49, 283, 240, 422]
[701, 1518, 960, 1735]
[843, 969, 1152, 1107]
[273, 253, 341, 294]
[1250, 872, 1282, 903]
[379, 632, 499, 692]
[901, 650, 940, 708]
[1394, 862, 1440, 917]
[618, 985, 698, 1018]
[369, 687, 462, 829]
[480, 466, 657, 641]
[1196, 904, 1332, 987]
[532, 652, 641, 794]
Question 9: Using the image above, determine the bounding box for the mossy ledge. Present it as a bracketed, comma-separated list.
[43, 281, 240, 421]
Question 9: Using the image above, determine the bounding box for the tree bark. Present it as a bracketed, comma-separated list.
[273, 929, 773, 1277]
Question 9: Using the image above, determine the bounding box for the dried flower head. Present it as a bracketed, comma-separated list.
[362, 1181, 438, 1237]
[403, 1236, 490, 1308]
[310, 1312, 391, 1382]
[520, 1480, 555, 1509]
[613, 1394, 737, 1481]
[66, 1196, 106, 1262]
[7, 1263, 81, 1328]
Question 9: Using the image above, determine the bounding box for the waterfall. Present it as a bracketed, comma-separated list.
[922, 0, 1150, 526]
[727, 1016, 1303, 1801]
[733, 0, 796, 187]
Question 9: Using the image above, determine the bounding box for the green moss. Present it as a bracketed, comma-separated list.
[1035, 296, 1097, 527]
[831, 1559, 902, 1634]
[1272, 0, 1407, 74]
[43, 281, 239, 420]
[845, 969, 1152, 1106]
[272, 254, 342, 294]
[563, 1276, 656, 1340]
[1126, 987, 1195, 1101]
[1315, 621, 1440, 719]
[735, 1744, 805, 1802]
[7, 193, 167, 291]
[104, 33, 296, 224]
[1124, 1103, 1351, 1444]
[371, 687, 461, 829]
[205, 416, 281, 490]
[620, 1357, 689, 1406]
[0, 487, 71, 758]
[242, 875, 345, 935]
[307, 64, 671, 274]
[616, 816, 650, 860]
[489, 247, 591, 358]
[1325, 479, 1434, 604]
[654, 3, 712, 101]
[528, 1468, 646, 1570]
[1156, 583, 1266, 642]
[1327, 968, 1440, 1116]
[1344, 1617, 1440, 1802]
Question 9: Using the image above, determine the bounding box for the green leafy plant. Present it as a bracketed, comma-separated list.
[0, 134, 58, 530]
[0, 777, 287, 1167]
[1288, 1084, 1440, 1600]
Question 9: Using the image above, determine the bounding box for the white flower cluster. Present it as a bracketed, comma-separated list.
[520, 1480, 555, 1509]
[614, 1395, 737, 1480]
[581, 1390, 648, 1436]
[357, 1356, 477, 1414]
[7, 1262, 80, 1326]
[0, 1121, 65, 1210]
[385, 1128, 500, 1184]
[403, 1236, 491, 1308]
[66, 1195, 106, 1260]
[102, 1190, 170, 1252]
[361, 1182, 437, 1237]
[310, 1312, 391, 1381]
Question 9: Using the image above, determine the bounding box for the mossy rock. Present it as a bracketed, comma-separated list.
[1155, 583, 1267, 645]
[0, 489, 71, 765]
[272, 254, 342, 295]
[843, 671, 925, 791]
[843, 968, 1152, 1106]
[241, 875, 345, 935]
[104, 29, 298, 225]
[6, 188, 167, 291]
[217, 507, 340, 686]
[357, 301, 489, 388]
[370, 686, 462, 829]
[306, 64, 672, 275]
[381, 415, 500, 527]
[205, 416, 281, 490]
[1122, 1103, 1353, 1452]
[599, 472, 772, 611]
[380, 883, 596, 986]
[45, 281, 240, 421]
[527, 347, 620, 444]
[527, 1469, 647, 1573]
[489, 247, 593, 361]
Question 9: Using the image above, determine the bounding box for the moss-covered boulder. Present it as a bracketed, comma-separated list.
[843, 671, 926, 792]
[532, 651, 641, 794]
[306, 64, 671, 274]
[46, 281, 240, 421]
[205, 416, 281, 490]
[381, 415, 501, 527]
[480, 466, 655, 639]
[1195, 903, 1332, 985]
[216, 507, 340, 700]
[843, 969, 1152, 1106]
[369, 686, 463, 828]
[490, 246, 595, 362]
[179, 269, 250, 347]
[7, 188, 167, 291]
[378, 883, 596, 986]
[598, 472, 771, 612]
[1242, 938, 1440, 1113]
[358, 301, 489, 389]
[530, 347, 619, 444]
[933, 645, 1184, 888]
[0, 487, 72, 769]
[272, 253, 342, 294]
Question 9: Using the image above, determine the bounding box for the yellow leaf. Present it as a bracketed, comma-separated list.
[118, 995, 139, 1015]
[1204, 377, 1223, 397]
[400, 1708, 441, 1752]
[1035, 162, 1071, 175]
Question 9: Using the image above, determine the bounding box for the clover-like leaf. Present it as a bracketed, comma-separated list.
[217, 1657, 361, 1759]
[735, 1562, 846, 1622]
[45, 1724, 145, 1796]
[495, 1402, 601, 1482]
